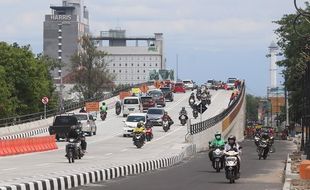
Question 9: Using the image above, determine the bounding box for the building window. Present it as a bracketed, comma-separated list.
[113, 64, 115, 67]
[119, 70, 121, 73]
[137, 70, 139, 73]
[113, 70, 115, 73]
[155, 63, 158, 67]
[131, 63, 134, 66]
[149, 57, 152, 60]
[125, 63, 127, 66]
[137, 77, 139, 79]
[119, 64, 121, 67]
[137, 64, 139, 67]
[143, 63, 146, 66]
[119, 57, 121, 60]
[143, 70, 145, 73]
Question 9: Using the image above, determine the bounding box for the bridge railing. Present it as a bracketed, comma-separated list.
[189, 82, 245, 135]
[0, 82, 153, 128]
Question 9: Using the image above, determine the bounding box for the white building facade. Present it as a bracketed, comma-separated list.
[96, 30, 165, 85]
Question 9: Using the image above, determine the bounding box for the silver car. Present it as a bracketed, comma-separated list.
[74, 113, 97, 136]
[146, 108, 165, 126]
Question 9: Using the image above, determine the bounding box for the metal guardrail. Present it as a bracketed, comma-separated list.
[189, 82, 245, 135]
[0, 82, 152, 128]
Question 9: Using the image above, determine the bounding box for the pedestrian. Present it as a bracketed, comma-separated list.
[228, 92, 235, 106]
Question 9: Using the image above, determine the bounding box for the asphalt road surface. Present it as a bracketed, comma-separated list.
[73, 140, 295, 190]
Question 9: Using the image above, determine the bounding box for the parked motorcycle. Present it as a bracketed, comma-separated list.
[133, 132, 145, 148]
[100, 111, 107, 121]
[65, 138, 84, 163]
[162, 119, 170, 132]
[179, 114, 188, 126]
[224, 150, 240, 183]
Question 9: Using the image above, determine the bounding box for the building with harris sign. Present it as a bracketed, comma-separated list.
[95, 29, 166, 85]
[43, 0, 89, 78]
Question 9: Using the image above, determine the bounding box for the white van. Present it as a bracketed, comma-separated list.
[122, 96, 142, 117]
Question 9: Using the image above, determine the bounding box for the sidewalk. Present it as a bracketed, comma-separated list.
[283, 136, 310, 190]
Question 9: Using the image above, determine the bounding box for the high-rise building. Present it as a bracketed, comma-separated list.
[43, 0, 89, 78]
[95, 29, 165, 85]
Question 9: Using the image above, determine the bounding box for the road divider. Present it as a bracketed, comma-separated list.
[0, 135, 58, 156]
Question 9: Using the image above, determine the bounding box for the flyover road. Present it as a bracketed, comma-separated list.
[0, 89, 231, 187]
[75, 140, 296, 190]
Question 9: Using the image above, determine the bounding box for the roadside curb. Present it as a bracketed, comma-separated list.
[0, 144, 196, 190]
[0, 128, 48, 140]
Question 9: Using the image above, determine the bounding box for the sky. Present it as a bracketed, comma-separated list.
[0, 0, 298, 96]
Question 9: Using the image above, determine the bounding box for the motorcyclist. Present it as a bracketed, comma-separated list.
[66, 127, 87, 154]
[208, 132, 226, 161]
[179, 107, 188, 116]
[162, 111, 174, 126]
[189, 93, 195, 106]
[133, 121, 146, 139]
[79, 107, 87, 113]
[224, 135, 241, 176]
[100, 102, 108, 113]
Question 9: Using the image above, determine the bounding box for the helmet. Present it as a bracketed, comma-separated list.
[215, 131, 221, 140]
[228, 135, 236, 145]
[164, 111, 168, 115]
[137, 121, 144, 128]
[102, 102, 106, 106]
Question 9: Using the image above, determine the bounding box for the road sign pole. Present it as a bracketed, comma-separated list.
[200, 104, 202, 122]
[44, 104, 46, 119]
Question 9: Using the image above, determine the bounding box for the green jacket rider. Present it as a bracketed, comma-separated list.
[209, 132, 225, 161]
[100, 102, 108, 112]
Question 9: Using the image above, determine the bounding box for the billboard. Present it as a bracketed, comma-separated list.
[149, 69, 174, 81]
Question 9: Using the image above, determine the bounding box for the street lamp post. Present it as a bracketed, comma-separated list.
[58, 23, 64, 113]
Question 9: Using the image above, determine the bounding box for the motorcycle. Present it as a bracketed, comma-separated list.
[65, 138, 84, 163]
[258, 139, 269, 160]
[100, 111, 107, 121]
[179, 114, 188, 126]
[133, 132, 145, 148]
[224, 150, 240, 183]
[162, 119, 170, 132]
[254, 135, 260, 147]
[145, 127, 153, 141]
[189, 98, 195, 107]
[212, 147, 224, 172]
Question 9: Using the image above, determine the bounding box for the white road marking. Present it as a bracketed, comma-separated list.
[35, 163, 51, 167]
[105, 153, 113, 156]
[2, 168, 17, 171]
[120, 149, 128, 152]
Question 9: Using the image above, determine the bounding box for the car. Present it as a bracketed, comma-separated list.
[206, 80, 214, 89]
[148, 90, 166, 107]
[122, 96, 142, 117]
[74, 113, 97, 136]
[173, 82, 186, 93]
[89, 112, 98, 120]
[160, 87, 174, 102]
[182, 80, 194, 90]
[146, 108, 165, 126]
[48, 114, 82, 141]
[226, 78, 237, 90]
[140, 96, 156, 111]
[123, 113, 147, 137]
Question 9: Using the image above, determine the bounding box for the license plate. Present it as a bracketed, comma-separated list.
[129, 108, 134, 111]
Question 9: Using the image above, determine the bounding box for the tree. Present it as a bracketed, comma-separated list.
[71, 35, 115, 100]
[0, 42, 57, 118]
[246, 94, 260, 122]
[274, 3, 310, 122]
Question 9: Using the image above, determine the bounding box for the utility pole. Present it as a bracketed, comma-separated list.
[58, 23, 64, 113]
[176, 54, 179, 81]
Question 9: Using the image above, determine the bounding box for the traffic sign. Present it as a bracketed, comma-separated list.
[85, 102, 100, 112]
[41, 97, 49, 105]
[140, 84, 149, 93]
[197, 102, 207, 114]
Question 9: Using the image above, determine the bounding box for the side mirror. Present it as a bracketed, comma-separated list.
[239, 146, 242, 150]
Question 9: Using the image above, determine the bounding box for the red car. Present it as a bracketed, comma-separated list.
[140, 96, 156, 111]
[173, 82, 186, 93]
